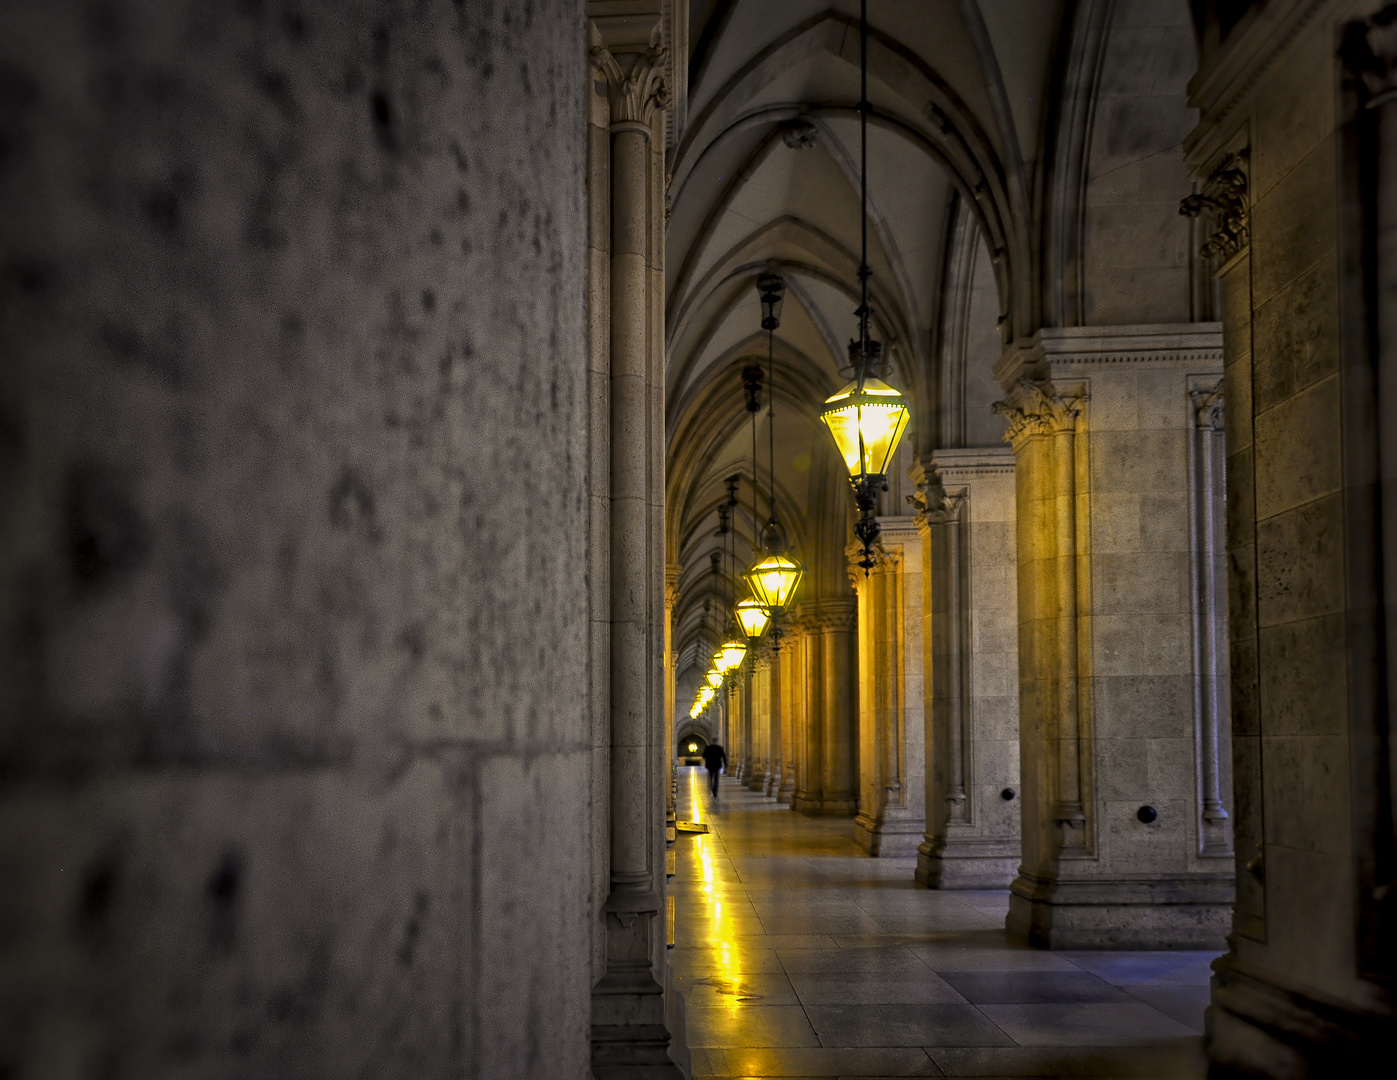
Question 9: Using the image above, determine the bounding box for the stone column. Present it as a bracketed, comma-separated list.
[991, 325, 1234, 948]
[765, 648, 783, 797]
[746, 654, 769, 790]
[912, 451, 1022, 888]
[791, 610, 826, 813]
[777, 637, 798, 803]
[852, 523, 926, 855]
[588, 19, 681, 1074]
[665, 564, 680, 829]
[792, 600, 858, 815]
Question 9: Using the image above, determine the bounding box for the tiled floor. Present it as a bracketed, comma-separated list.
[669, 767, 1214, 1079]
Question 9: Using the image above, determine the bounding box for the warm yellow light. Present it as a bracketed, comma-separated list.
[818, 376, 911, 480]
[687, 742, 699, 753]
[705, 668, 724, 688]
[719, 638, 747, 672]
[744, 552, 804, 613]
[734, 597, 770, 639]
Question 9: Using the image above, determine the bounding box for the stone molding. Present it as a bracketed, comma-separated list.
[590, 42, 670, 130]
[665, 562, 681, 610]
[802, 598, 858, 631]
[990, 378, 1085, 451]
[1180, 155, 1249, 266]
[994, 323, 1224, 386]
[1184, 0, 1329, 165]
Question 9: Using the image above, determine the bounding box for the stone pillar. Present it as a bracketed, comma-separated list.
[588, 15, 681, 1073]
[792, 600, 858, 815]
[912, 451, 1022, 888]
[992, 324, 1234, 949]
[665, 565, 680, 828]
[777, 637, 798, 803]
[791, 611, 826, 813]
[746, 655, 769, 790]
[852, 523, 927, 855]
[765, 648, 783, 797]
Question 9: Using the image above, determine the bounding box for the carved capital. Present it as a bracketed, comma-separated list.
[1190, 382, 1225, 431]
[990, 378, 1084, 451]
[907, 459, 964, 529]
[1180, 155, 1249, 264]
[590, 43, 670, 129]
[665, 563, 681, 610]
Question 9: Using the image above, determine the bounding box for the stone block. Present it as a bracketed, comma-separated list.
[1251, 255, 1339, 414]
[1092, 494, 1143, 554]
[1257, 614, 1346, 737]
[1086, 373, 1141, 432]
[1093, 552, 1188, 616]
[1253, 374, 1342, 521]
[1250, 137, 1337, 307]
[1255, 493, 1345, 626]
[1138, 613, 1192, 676]
[1094, 675, 1193, 740]
[1139, 494, 1190, 554]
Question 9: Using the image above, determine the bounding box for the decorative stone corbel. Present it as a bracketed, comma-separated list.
[989, 378, 1084, 450]
[1179, 155, 1249, 264]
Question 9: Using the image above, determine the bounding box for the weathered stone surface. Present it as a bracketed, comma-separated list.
[0, 0, 592, 1074]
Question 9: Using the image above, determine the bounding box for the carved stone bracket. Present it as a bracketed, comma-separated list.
[1189, 382, 1225, 431]
[1180, 155, 1249, 264]
[590, 43, 670, 128]
[989, 378, 1085, 451]
[907, 460, 964, 529]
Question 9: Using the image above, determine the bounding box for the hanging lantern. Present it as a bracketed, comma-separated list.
[719, 638, 747, 672]
[744, 551, 804, 615]
[734, 596, 771, 640]
[705, 667, 723, 688]
[819, 377, 911, 481]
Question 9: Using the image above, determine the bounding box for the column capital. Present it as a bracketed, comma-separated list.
[990, 378, 1085, 451]
[1179, 153, 1249, 266]
[665, 563, 681, 610]
[589, 39, 670, 130]
[1190, 381, 1225, 431]
[803, 598, 858, 631]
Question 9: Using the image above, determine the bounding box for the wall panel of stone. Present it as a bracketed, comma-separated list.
[0, 0, 591, 1075]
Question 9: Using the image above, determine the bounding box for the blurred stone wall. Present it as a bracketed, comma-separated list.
[0, 0, 592, 1075]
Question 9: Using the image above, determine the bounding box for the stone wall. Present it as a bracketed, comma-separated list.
[0, 1, 593, 1075]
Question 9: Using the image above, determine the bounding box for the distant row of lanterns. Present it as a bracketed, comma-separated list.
[690, 0, 910, 719]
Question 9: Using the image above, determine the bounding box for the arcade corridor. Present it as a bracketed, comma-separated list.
[671, 768, 1216, 1078]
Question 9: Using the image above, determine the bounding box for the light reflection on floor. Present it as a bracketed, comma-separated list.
[668, 766, 1215, 1079]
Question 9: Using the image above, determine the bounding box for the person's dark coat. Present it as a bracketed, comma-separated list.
[701, 744, 727, 772]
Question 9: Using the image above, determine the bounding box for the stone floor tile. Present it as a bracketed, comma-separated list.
[927, 1041, 1206, 1076]
[776, 946, 933, 975]
[937, 970, 1135, 1004]
[685, 1004, 823, 1048]
[788, 969, 968, 1005]
[703, 1046, 939, 1076]
[909, 946, 1082, 973]
[1060, 952, 1219, 986]
[669, 945, 787, 974]
[805, 1003, 1016, 1047]
[1117, 985, 1210, 1033]
[977, 1003, 1198, 1046]
[674, 970, 802, 1007]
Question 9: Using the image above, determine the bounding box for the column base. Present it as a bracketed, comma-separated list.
[915, 836, 1018, 889]
[745, 764, 766, 791]
[1007, 871, 1234, 949]
[764, 768, 780, 797]
[854, 812, 924, 856]
[792, 791, 858, 816]
[1206, 954, 1395, 1078]
[777, 776, 796, 804]
[591, 973, 682, 1078]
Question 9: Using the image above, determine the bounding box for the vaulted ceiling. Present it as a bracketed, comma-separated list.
[665, 0, 1199, 703]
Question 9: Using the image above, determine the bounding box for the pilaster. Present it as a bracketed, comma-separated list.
[851, 523, 926, 856]
[911, 450, 1022, 889]
[993, 324, 1234, 949]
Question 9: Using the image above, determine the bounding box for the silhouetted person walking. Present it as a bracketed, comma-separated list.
[701, 743, 727, 798]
